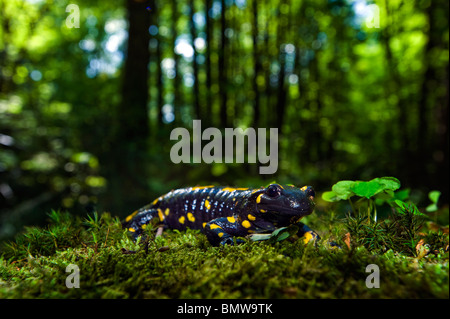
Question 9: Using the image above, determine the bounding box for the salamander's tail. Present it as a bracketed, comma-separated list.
[122, 207, 160, 240]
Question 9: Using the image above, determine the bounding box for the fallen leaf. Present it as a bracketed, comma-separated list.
[415, 239, 424, 252]
[415, 239, 430, 259]
[343, 232, 351, 249]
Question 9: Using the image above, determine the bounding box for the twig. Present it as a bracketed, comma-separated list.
[103, 226, 110, 248]
[156, 225, 164, 238]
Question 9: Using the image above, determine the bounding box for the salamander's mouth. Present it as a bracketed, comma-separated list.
[260, 203, 315, 217]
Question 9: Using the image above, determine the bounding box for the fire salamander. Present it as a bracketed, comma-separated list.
[122, 184, 319, 246]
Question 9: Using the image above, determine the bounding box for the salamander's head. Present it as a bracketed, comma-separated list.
[253, 184, 315, 221]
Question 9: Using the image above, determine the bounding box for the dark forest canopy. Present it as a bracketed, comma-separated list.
[0, 0, 448, 238]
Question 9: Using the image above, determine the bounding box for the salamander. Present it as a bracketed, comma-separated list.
[122, 183, 319, 246]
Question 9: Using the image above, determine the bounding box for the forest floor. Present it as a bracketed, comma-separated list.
[0, 210, 448, 299]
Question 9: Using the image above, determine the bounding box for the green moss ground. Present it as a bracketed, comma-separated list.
[0, 210, 448, 299]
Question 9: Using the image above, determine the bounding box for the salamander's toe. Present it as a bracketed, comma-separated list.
[220, 237, 245, 246]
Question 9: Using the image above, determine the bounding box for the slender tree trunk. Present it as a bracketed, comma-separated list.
[152, 0, 164, 127]
[157, 33, 164, 126]
[252, 0, 261, 127]
[119, 0, 150, 139]
[380, 0, 409, 176]
[219, 0, 227, 128]
[204, 0, 213, 126]
[171, 0, 181, 124]
[416, 4, 434, 166]
[263, 1, 271, 129]
[107, 0, 151, 213]
[419, 3, 449, 200]
[189, 0, 200, 120]
[275, 1, 287, 132]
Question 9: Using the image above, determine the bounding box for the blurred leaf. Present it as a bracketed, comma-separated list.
[374, 190, 394, 201]
[394, 189, 411, 201]
[322, 191, 340, 202]
[331, 181, 355, 200]
[372, 177, 401, 191]
[350, 180, 382, 199]
[428, 191, 441, 204]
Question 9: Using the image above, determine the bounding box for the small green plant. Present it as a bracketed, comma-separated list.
[322, 177, 402, 222]
[83, 211, 101, 230]
[344, 200, 428, 256]
[426, 190, 441, 213]
[323, 178, 448, 257]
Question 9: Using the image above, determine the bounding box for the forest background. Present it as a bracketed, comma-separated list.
[0, 0, 448, 240]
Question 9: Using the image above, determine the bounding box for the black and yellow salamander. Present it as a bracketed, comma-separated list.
[122, 184, 319, 246]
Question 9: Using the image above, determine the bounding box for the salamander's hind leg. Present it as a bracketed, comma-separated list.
[122, 208, 162, 240]
[296, 222, 320, 244]
[204, 217, 245, 246]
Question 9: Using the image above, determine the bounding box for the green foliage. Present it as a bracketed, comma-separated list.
[322, 177, 403, 222]
[322, 177, 401, 201]
[1, 211, 82, 260]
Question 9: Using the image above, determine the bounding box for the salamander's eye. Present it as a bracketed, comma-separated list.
[266, 184, 281, 198]
[305, 187, 315, 198]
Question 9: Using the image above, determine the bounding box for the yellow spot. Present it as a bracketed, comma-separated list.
[178, 216, 185, 224]
[218, 232, 224, 238]
[205, 199, 211, 210]
[128, 227, 136, 233]
[303, 232, 314, 244]
[202, 222, 207, 228]
[242, 220, 251, 228]
[192, 185, 214, 191]
[227, 216, 236, 223]
[164, 208, 170, 216]
[187, 212, 195, 222]
[279, 185, 284, 189]
[248, 214, 256, 221]
[300, 186, 308, 191]
[222, 187, 248, 192]
[157, 209, 165, 221]
[125, 210, 138, 222]
[260, 209, 267, 213]
[142, 224, 147, 229]
[232, 198, 236, 201]
[210, 224, 222, 230]
[256, 194, 263, 204]
[152, 196, 162, 205]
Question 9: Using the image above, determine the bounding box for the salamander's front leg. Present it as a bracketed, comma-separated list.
[296, 222, 320, 244]
[204, 217, 246, 246]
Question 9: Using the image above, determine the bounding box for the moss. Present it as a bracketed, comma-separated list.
[0, 211, 448, 298]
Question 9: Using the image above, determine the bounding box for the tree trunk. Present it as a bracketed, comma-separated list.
[204, 0, 213, 126]
[252, 0, 261, 127]
[275, 1, 287, 132]
[219, 0, 227, 128]
[106, 0, 151, 213]
[171, 0, 181, 124]
[189, 0, 201, 120]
